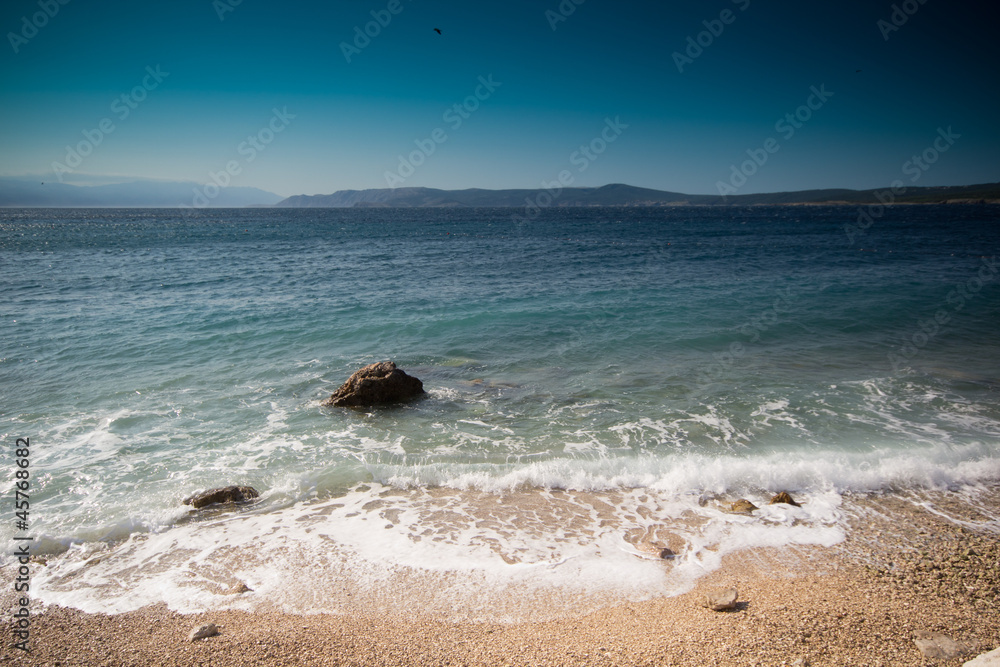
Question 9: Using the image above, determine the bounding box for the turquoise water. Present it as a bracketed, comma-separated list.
[2, 205, 999, 616]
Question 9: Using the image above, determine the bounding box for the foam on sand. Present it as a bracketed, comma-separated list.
[30, 482, 846, 620]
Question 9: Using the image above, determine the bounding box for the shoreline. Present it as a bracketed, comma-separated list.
[4, 486, 999, 665]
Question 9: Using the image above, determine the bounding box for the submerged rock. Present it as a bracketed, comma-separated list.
[322, 361, 424, 407]
[769, 491, 801, 507]
[188, 623, 219, 642]
[183, 486, 259, 509]
[730, 499, 758, 513]
[226, 581, 253, 595]
[701, 587, 739, 611]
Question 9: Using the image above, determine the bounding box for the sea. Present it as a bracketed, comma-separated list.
[2, 205, 999, 621]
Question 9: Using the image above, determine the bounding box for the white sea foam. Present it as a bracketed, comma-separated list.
[27, 482, 845, 620]
[359, 441, 1000, 496]
[19, 443, 999, 620]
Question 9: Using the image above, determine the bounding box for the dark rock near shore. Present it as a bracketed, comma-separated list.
[183, 486, 259, 509]
[769, 491, 801, 507]
[322, 361, 425, 407]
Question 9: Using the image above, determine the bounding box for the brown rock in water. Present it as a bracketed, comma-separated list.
[322, 361, 425, 408]
[226, 582, 253, 595]
[183, 486, 259, 509]
[659, 547, 676, 559]
[730, 499, 758, 513]
[769, 491, 801, 507]
[701, 587, 739, 611]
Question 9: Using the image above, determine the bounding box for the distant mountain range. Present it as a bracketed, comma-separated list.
[277, 183, 1000, 208]
[0, 178, 283, 208]
[2, 178, 997, 208]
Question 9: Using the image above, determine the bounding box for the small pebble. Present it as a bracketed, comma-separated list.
[188, 623, 219, 642]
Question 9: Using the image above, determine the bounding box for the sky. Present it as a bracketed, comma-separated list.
[1, 0, 998, 198]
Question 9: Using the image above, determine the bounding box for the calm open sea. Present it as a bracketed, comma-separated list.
[2, 205, 999, 619]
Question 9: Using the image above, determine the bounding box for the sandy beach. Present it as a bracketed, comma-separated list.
[3, 486, 998, 666]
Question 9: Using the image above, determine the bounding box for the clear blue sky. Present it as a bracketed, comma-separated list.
[1, 0, 997, 197]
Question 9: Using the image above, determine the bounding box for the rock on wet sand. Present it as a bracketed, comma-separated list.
[701, 587, 739, 611]
[913, 631, 971, 661]
[187, 623, 219, 642]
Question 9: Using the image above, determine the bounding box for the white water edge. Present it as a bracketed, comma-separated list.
[15, 483, 843, 622]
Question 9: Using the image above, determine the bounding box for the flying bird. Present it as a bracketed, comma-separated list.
[433, 28, 441, 34]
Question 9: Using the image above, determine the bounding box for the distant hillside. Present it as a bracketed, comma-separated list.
[278, 184, 697, 208]
[277, 183, 1000, 208]
[5, 179, 996, 209]
[0, 178, 283, 208]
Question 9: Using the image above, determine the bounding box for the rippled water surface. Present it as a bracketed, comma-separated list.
[2, 205, 998, 615]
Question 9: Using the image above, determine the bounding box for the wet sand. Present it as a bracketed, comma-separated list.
[4, 486, 999, 666]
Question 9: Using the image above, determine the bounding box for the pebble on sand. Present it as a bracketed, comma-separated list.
[701, 587, 739, 611]
[188, 624, 220, 642]
[913, 631, 971, 660]
[964, 646, 1000, 666]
